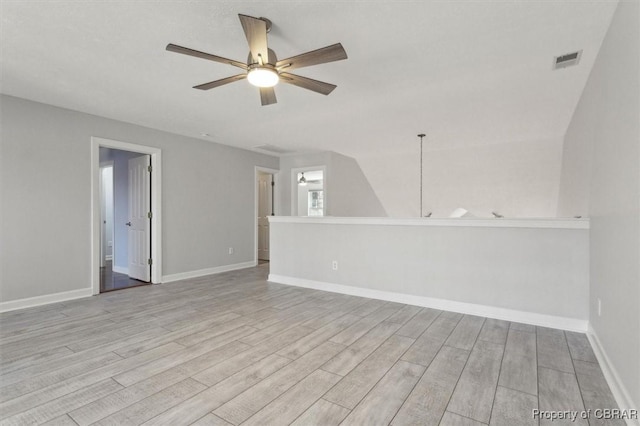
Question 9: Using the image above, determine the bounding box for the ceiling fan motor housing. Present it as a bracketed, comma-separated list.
[247, 48, 278, 66]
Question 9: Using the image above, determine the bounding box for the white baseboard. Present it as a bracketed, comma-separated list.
[112, 265, 128, 275]
[163, 261, 257, 283]
[268, 274, 589, 333]
[0, 288, 93, 313]
[587, 324, 640, 426]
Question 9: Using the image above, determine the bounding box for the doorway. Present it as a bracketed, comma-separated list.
[91, 137, 162, 295]
[292, 167, 326, 217]
[255, 167, 278, 266]
[98, 148, 151, 292]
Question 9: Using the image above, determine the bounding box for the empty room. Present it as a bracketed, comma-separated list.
[0, 1, 638, 425]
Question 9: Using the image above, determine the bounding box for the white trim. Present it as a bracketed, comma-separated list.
[112, 265, 129, 275]
[162, 261, 257, 283]
[254, 166, 279, 265]
[587, 324, 640, 425]
[91, 137, 163, 295]
[268, 216, 590, 229]
[268, 274, 589, 332]
[0, 288, 93, 313]
[291, 165, 327, 217]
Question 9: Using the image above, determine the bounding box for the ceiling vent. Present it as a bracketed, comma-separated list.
[553, 50, 582, 70]
[254, 144, 295, 155]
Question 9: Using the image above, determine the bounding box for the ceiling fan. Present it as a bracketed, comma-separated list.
[166, 14, 348, 106]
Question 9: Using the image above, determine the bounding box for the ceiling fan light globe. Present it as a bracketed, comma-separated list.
[247, 67, 279, 88]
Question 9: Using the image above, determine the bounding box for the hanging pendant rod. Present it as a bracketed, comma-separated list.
[418, 133, 426, 218]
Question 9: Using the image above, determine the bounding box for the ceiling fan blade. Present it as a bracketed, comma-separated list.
[280, 73, 337, 95]
[193, 74, 246, 90]
[166, 44, 247, 70]
[238, 14, 269, 65]
[276, 43, 347, 71]
[259, 87, 277, 106]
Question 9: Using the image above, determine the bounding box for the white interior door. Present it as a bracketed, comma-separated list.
[257, 173, 272, 261]
[128, 155, 151, 281]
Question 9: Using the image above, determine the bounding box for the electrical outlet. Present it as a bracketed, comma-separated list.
[228, 247, 234, 255]
[597, 299, 601, 317]
[332, 260, 338, 270]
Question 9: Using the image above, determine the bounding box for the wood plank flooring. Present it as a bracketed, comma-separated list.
[0, 265, 623, 425]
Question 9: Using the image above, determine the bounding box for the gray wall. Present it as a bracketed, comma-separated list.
[329, 152, 387, 217]
[278, 151, 387, 217]
[269, 218, 589, 325]
[558, 0, 639, 408]
[0, 95, 278, 302]
[357, 136, 564, 218]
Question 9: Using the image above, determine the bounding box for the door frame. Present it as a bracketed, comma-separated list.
[254, 166, 279, 266]
[91, 137, 162, 295]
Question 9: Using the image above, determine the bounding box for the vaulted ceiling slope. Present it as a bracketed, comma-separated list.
[1, 1, 617, 159]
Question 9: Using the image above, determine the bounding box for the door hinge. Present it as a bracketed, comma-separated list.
[147, 165, 153, 173]
[147, 211, 153, 219]
[148, 258, 153, 265]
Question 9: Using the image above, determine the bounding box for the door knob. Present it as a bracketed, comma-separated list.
[126, 222, 131, 226]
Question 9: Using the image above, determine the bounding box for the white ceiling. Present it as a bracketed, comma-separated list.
[1, 1, 618, 158]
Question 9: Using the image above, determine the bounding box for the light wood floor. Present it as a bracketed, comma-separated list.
[0, 265, 622, 425]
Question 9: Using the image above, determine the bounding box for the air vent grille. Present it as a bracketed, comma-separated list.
[254, 144, 295, 155]
[553, 50, 582, 70]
